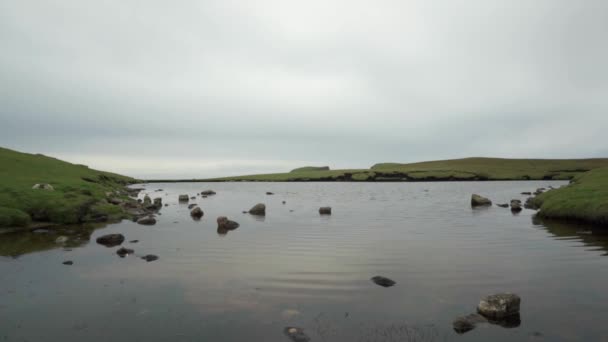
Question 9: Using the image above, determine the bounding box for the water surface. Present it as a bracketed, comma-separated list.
[1, 181, 607, 341]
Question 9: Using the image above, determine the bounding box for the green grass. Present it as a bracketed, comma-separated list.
[533, 168, 608, 226]
[195, 157, 608, 182]
[290, 166, 330, 172]
[0, 147, 136, 228]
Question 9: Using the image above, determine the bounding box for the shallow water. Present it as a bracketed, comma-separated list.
[1, 181, 608, 342]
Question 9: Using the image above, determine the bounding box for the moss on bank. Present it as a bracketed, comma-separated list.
[533, 168, 608, 226]
[0, 147, 137, 228]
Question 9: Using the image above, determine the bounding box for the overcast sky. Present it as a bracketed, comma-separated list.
[1, 0, 607, 178]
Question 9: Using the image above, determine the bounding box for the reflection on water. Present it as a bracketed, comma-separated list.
[534, 217, 608, 256]
[1, 181, 608, 342]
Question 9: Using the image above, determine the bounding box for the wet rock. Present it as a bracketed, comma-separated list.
[190, 196, 196, 200]
[453, 314, 487, 334]
[143, 195, 152, 205]
[137, 216, 157, 225]
[477, 293, 521, 320]
[141, 254, 159, 262]
[242, 211, 247, 214]
[55, 236, 69, 244]
[32, 183, 54, 191]
[62, 260, 74, 265]
[371, 276, 396, 287]
[524, 197, 539, 210]
[178, 194, 189, 202]
[496, 203, 509, 208]
[319, 207, 332, 215]
[510, 199, 522, 212]
[190, 207, 204, 218]
[129, 240, 139, 243]
[249, 203, 266, 216]
[471, 194, 492, 207]
[201, 190, 216, 196]
[266, 192, 274, 195]
[153, 197, 162, 208]
[282, 201, 286, 204]
[116, 247, 134, 257]
[202, 195, 208, 198]
[217, 216, 240, 230]
[521, 192, 532, 195]
[188, 204, 197, 209]
[283, 327, 310, 342]
[96, 234, 125, 247]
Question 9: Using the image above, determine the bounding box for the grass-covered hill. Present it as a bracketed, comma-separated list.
[533, 168, 608, 226]
[0, 147, 137, 228]
[198, 157, 608, 182]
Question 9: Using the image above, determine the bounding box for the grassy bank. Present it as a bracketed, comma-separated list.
[533, 168, 608, 226]
[0, 147, 137, 228]
[185, 157, 608, 182]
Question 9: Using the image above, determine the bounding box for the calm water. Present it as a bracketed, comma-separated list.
[1, 181, 608, 342]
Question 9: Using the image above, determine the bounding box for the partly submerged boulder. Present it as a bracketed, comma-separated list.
[510, 199, 522, 212]
[471, 194, 492, 207]
[143, 195, 152, 205]
[319, 207, 332, 215]
[137, 216, 157, 225]
[141, 254, 158, 262]
[453, 313, 487, 334]
[217, 216, 240, 230]
[496, 203, 509, 208]
[96, 234, 125, 247]
[190, 207, 204, 218]
[116, 247, 134, 258]
[477, 293, 521, 320]
[178, 194, 189, 202]
[201, 190, 216, 196]
[371, 275, 396, 287]
[249, 203, 266, 216]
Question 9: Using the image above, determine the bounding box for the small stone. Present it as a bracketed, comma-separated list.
[137, 216, 156, 225]
[371, 276, 396, 287]
[62, 260, 74, 265]
[249, 203, 266, 216]
[266, 192, 274, 195]
[496, 203, 509, 208]
[201, 190, 216, 196]
[283, 327, 310, 342]
[477, 293, 521, 320]
[178, 194, 189, 202]
[141, 254, 159, 262]
[96, 234, 125, 247]
[188, 203, 197, 209]
[129, 240, 139, 243]
[319, 207, 332, 215]
[191, 207, 204, 218]
[116, 247, 134, 257]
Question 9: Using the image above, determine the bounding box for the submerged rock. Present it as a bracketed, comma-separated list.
[371, 275, 396, 287]
[190, 196, 196, 200]
[141, 254, 159, 262]
[178, 194, 189, 202]
[319, 207, 332, 215]
[191, 207, 204, 219]
[201, 190, 216, 196]
[96, 234, 125, 247]
[453, 313, 487, 334]
[62, 260, 74, 266]
[188, 203, 198, 209]
[497, 203, 509, 208]
[477, 293, 521, 320]
[471, 194, 492, 207]
[249, 203, 266, 216]
[282, 201, 286, 204]
[283, 327, 310, 342]
[217, 216, 240, 230]
[521, 192, 532, 195]
[266, 192, 274, 195]
[129, 240, 139, 243]
[32, 183, 54, 191]
[137, 216, 156, 225]
[116, 247, 134, 257]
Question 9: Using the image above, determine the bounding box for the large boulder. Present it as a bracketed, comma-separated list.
[178, 194, 189, 202]
[137, 216, 157, 225]
[319, 207, 332, 215]
[471, 194, 492, 207]
[249, 203, 266, 216]
[510, 199, 522, 212]
[217, 216, 240, 230]
[477, 293, 521, 320]
[32, 183, 54, 191]
[96, 234, 125, 247]
[190, 207, 204, 218]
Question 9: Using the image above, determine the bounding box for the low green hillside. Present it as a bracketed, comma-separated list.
[533, 168, 608, 226]
[199, 157, 608, 182]
[0, 147, 136, 228]
[290, 166, 330, 172]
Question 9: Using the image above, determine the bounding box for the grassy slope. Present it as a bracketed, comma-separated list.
[533, 168, 608, 226]
[0, 147, 136, 227]
[198, 157, 608, 182]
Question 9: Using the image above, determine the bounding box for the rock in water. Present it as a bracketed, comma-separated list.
[217, 216, 240, 230]
[283, 327, 311, 342]
[319, 207, 332, 215]
[371, 276, 396, 287]
[249, 203, 266, 216]
[32, 183, 54, 191]
[143, 195, 152, 205]
[178, 194, 189, 202]
[496, 203, 509, 208]
[62, 260, 74, 266]
[191, 207, 204, 218]
[521, 191, 532, 195]
[116, 247, 134, 257]
[266, 192, 274, 195]
[471, 194, 492, 207]
[477, 293, 521, 320]
[188, 203, 197, 209]
[96, 234, 125, 247]
[510, 199, 522, 212]
[153, 197, 162, 208]
[452, 313, 488, 334]
[137, 216, 156, 225]
[201, 190, 216, 196]
[141, 254, 159, 262]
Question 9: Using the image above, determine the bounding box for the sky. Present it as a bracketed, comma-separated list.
[1, 0, 607, 179]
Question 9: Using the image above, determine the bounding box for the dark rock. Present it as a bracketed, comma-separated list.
[188, 203, 197, 209]
[62, 260, 74, 265]
[116, 247, 134, 257]
[471, 194, 492, 207]
[190, 196, 196, 200]
[242, 211, 247, 214]
[319, 207, 332, 215]
[282, 201, 286, 204]
[96, 234, 125, 247]
[497, 203, 509, 208]
[153, 197, 162, 208]
[524, 197, 539, 210]
[191, 207, 204, 218]
[143, 195, 152, 205]
[477, 293, 521, 320]
[510, 200, 522, 212]
[129, 240, 139, 243]
[283, 327, 310, 342]
[137, 216, 157, 225]
[202, 195, 208, 198]
[371, 276, 396, 287]
[249, 203, 266, 216]
[164, 203, 168, 207]
[453, 314, 487, 334]
[178, 194, 189, 202]
[266, 192, 274, 195]
[521, 192, 532, 195]
[141, 254, 159, 262]
[201, 190, 216, 196]
[217, 216, 240, 230]
[108, 197, 123, 205]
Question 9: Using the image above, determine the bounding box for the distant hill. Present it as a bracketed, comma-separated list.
[0, 147, 136, 227]
[290, 166, 330, 172]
